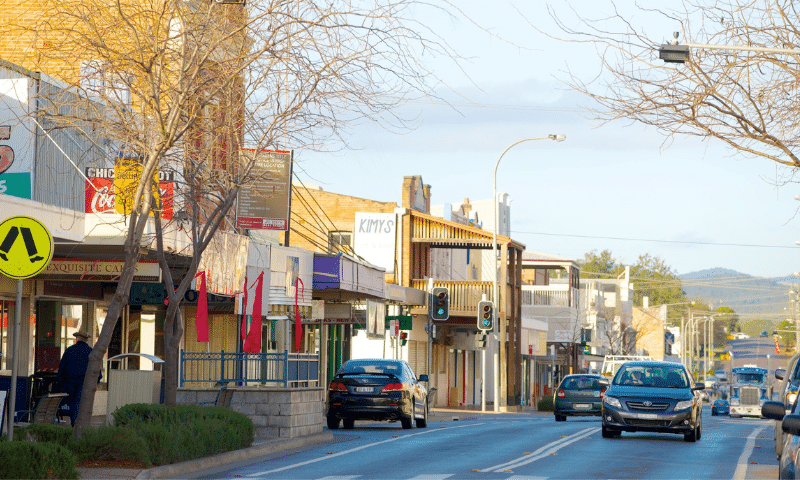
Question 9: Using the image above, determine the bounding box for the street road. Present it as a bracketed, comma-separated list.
[198, 410, 778, 479]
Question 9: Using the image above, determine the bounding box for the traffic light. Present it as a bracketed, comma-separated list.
[477, 300, 494, 331]
[430, 287, 450, 321]
[400, 332, 408, 346]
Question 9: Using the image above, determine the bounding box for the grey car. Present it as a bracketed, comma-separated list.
[553, 374, 605, 421]
[601, 361, 705, 442]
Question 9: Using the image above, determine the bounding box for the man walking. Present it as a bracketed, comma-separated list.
[57, 331, 98, 426]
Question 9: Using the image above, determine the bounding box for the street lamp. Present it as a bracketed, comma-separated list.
[659, 32, 800, 63]
[491, 134, 566, 412]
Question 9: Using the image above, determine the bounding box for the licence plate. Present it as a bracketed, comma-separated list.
[355, 387, 373, 393]
[573, 404, 591, 409]
[638, 413, 657, 420]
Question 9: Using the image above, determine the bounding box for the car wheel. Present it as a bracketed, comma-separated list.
[326, 416, 340, 430]
[401, 403, 414, 429]
[696, 423, 702, 440]
[343, 418, 355, 429]
[684, 427, 697, 442]
[416, 401, 428, 428]
[601, 425, 617, 438]
[712, 410, 717, 416]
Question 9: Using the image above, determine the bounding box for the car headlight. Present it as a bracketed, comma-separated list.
[604, 396, 621, 408]
[675, 399, 694, 410]
[788, 392, 798, 406]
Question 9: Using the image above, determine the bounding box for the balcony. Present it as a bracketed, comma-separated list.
[521, 284, 578, 307]
[410, 280, 492, 317]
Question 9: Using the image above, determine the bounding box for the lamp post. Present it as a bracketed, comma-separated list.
[492, 134, 565, 412]
[659, 32, 800, 63]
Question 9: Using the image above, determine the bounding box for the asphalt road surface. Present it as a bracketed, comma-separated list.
[196, 409, 778, 480]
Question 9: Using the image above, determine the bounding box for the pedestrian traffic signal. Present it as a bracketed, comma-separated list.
[400, 332, 408, 346]
[430, 287, 450, 321]
[477, 300, 494, 331]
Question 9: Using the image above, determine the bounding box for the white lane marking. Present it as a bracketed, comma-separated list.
[480, 427, 599, 473]
[409, 475, 454, 479]
[245, 423, 484, 477]
[733, 425, 767, 480]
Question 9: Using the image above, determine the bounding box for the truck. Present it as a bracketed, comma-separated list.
[729, 365, 770, 418]
[600, 355, 652, 378]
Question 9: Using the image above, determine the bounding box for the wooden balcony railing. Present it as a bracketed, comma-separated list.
[411, 279, 492, 316]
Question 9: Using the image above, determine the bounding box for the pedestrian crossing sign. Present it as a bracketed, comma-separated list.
[0, 216, 53, 279]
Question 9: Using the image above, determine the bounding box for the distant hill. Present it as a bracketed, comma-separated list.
[679, 268, 790, 322]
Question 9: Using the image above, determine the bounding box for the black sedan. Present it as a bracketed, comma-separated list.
[553, 374, 606, 421]
[326, 358, 428, 430]
[601, 361, 705, 442]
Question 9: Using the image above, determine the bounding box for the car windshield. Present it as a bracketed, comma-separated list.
[339, 361, 403, 378]
[734, 373, 764, 384]
[562, 376, 601, 390]
[613, 365, 688, 388]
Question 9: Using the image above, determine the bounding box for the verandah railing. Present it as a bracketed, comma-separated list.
[179, 350, 319, 388]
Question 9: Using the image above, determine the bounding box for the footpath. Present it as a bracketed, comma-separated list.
[76, 407, 780, 479]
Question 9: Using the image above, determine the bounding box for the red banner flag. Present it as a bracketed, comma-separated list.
[196, 271, 209, 342]
[240, 275, 248, 342]
[244, 272, 264, 353]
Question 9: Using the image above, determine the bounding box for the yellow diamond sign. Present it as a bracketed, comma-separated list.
[0, 216, 54, 279]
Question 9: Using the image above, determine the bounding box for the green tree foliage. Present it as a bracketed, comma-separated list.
[777, 319, 796, 351]
[579, 250, 687, 308]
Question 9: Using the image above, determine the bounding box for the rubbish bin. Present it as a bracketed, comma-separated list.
[106, 353, 164, 424]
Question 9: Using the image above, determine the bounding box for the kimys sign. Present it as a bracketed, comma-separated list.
[85, 165, 175, 220]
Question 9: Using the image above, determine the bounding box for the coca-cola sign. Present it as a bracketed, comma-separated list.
[85, 166, 173, 219]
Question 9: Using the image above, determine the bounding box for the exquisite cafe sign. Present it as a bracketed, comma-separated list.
[85, 164, 174, 219]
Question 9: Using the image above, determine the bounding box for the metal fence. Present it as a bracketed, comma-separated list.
[180, 350, 319, 388]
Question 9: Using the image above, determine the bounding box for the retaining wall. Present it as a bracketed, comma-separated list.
[177, 387, 324, 439]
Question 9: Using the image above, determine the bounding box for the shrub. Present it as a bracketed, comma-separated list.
[71, 425, 150, 466]
[537, 395, 554, 411]
[112, 403, 254, 465]
[15, 423, 74, 446]
[0, 441, 78, 479]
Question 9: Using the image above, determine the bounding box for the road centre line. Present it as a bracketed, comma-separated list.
[480, 427, 599, 473]
[733, 425, 767, 480]
[246, 423, 485, 477]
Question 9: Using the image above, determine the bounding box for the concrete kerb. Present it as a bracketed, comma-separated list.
[135, 432, 334, 479]
[76, 432, 334, 480]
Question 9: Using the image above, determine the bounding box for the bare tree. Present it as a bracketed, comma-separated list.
[544, 0, 800, 170]
[14, 0, 463, 430]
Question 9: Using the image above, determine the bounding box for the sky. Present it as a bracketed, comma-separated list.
[292, 1, 800, 280]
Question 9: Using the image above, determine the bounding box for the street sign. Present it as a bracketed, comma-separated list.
[0, 216, 53, 279]
[385, 315, 412, 330]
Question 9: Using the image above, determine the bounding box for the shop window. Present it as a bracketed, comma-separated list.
[328, 231, 352, 254]
[34, 300, 88, 372]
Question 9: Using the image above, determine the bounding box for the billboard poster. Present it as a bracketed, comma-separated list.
[354, 212, 396, 273]
[237, 149, 291, 230]
[0, 76, 36, 199]
[84, 165, 174, 219]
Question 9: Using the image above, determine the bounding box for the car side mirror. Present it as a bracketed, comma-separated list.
[762, 401, 787, 421]
[418, 374, 429, 382]
[598, 378, 609, 386]
[783, 414, 800, 436]
[692, 384, 705, 391]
